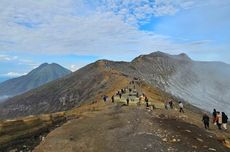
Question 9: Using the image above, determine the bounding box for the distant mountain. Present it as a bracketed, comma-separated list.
[1, 52, 230, 119]
[0, 63, 71, 98]
[0, 61, 128, 118]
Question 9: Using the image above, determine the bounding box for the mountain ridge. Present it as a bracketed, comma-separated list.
[0, 63, 71, 98]
[0, 51, 229, 119]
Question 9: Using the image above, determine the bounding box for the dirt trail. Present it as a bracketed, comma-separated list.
[33, 83, 230, 152]
[33, 102, 229, 152]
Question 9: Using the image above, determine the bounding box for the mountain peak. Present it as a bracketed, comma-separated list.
[38, 63, 60, 68]
[177, 53, 192, 61]
[132, 51, 192, 63]
[37, 63, 49, 68]
[149, 51, 191, 61]
[0, 63, 71, 97]
[149, 51, 169, 56]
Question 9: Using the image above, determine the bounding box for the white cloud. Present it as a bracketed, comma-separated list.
[1, 72, 27, 77]
[0, 0, 196, 57]
[70, 64, 78, 72]
[99, 0, 194, 25]
[0, 54, 39, 68]
[0, 55, 18, 61]
[0, 0, 229, 63]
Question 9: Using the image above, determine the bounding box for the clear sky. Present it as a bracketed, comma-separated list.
[0, 0, 230, 81]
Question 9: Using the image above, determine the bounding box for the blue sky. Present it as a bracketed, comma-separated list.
[0, 0, 230, 81]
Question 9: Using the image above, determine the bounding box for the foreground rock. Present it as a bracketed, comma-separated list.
[33, 104, 229, 152]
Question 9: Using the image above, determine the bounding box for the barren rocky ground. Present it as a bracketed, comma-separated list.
[34, 99, 230, 152]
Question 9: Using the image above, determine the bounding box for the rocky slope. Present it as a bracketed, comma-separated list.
[0, 61, 129, 119]
[114, 52, 230, 115]
[1, 51, 229, 119]
[33, 90, 230, 152]
[0, 75, 229, 152]
[0, 63, 71, 98]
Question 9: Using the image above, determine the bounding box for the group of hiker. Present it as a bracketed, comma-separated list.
[138, 93, 149, 107]
[164, 100, 173, 109]
[103, 84, 151, 108]
[164, 100, 185, 113]
[116, 88, 128, 99]
[202, 109, 228, 130]
[103, 81, 229, 132]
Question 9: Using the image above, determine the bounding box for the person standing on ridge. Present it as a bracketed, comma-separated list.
[138, 96, 142, 106]
[111, 95, 114, 103]
[103, 95, 107, 102]
[212, 109, 217, 124]
[164, 100, 168, 110]
[202, 113, 210, 129]
[119, 92, 122, 99]
[222, 112, 228, 130]
[129, 88, 132, 93]
[136, 92, 139, 98]
[216, 112, 222, 130]
[145, 96, 149, 108]
[126, 97, 130, 106]
[169, 100, 173, 109]
[179, 101, 184, 113]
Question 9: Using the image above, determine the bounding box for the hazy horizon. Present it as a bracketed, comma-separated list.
[0, 0, 230, 80]
[1, 51, 230, 82]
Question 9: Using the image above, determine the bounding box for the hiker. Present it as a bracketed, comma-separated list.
[145, 96, 149, 107]
[202, 113, 210, 129]
[103, 95, 108, 102]
[212, 109, 217, 124]
[169, 100, 173, 109]
[164, 101, 168, 110]
[136, 92, 139, 98]
[222, 112, 228, 130]
[126, 97, 130, 106]
[138, 96, 142, 106]
[119, 92, 122, 99]
[121, 89, 125, 94]
[179, 101, 184, 113]
[111, 95, 115, 103]
[216, 112, 222, 130]
[129, 88, 132, 93]
[142, 93, 145, 97]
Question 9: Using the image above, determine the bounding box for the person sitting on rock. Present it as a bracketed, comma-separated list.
[202, 113, 210, 129]
[222, 112, 228, 130]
